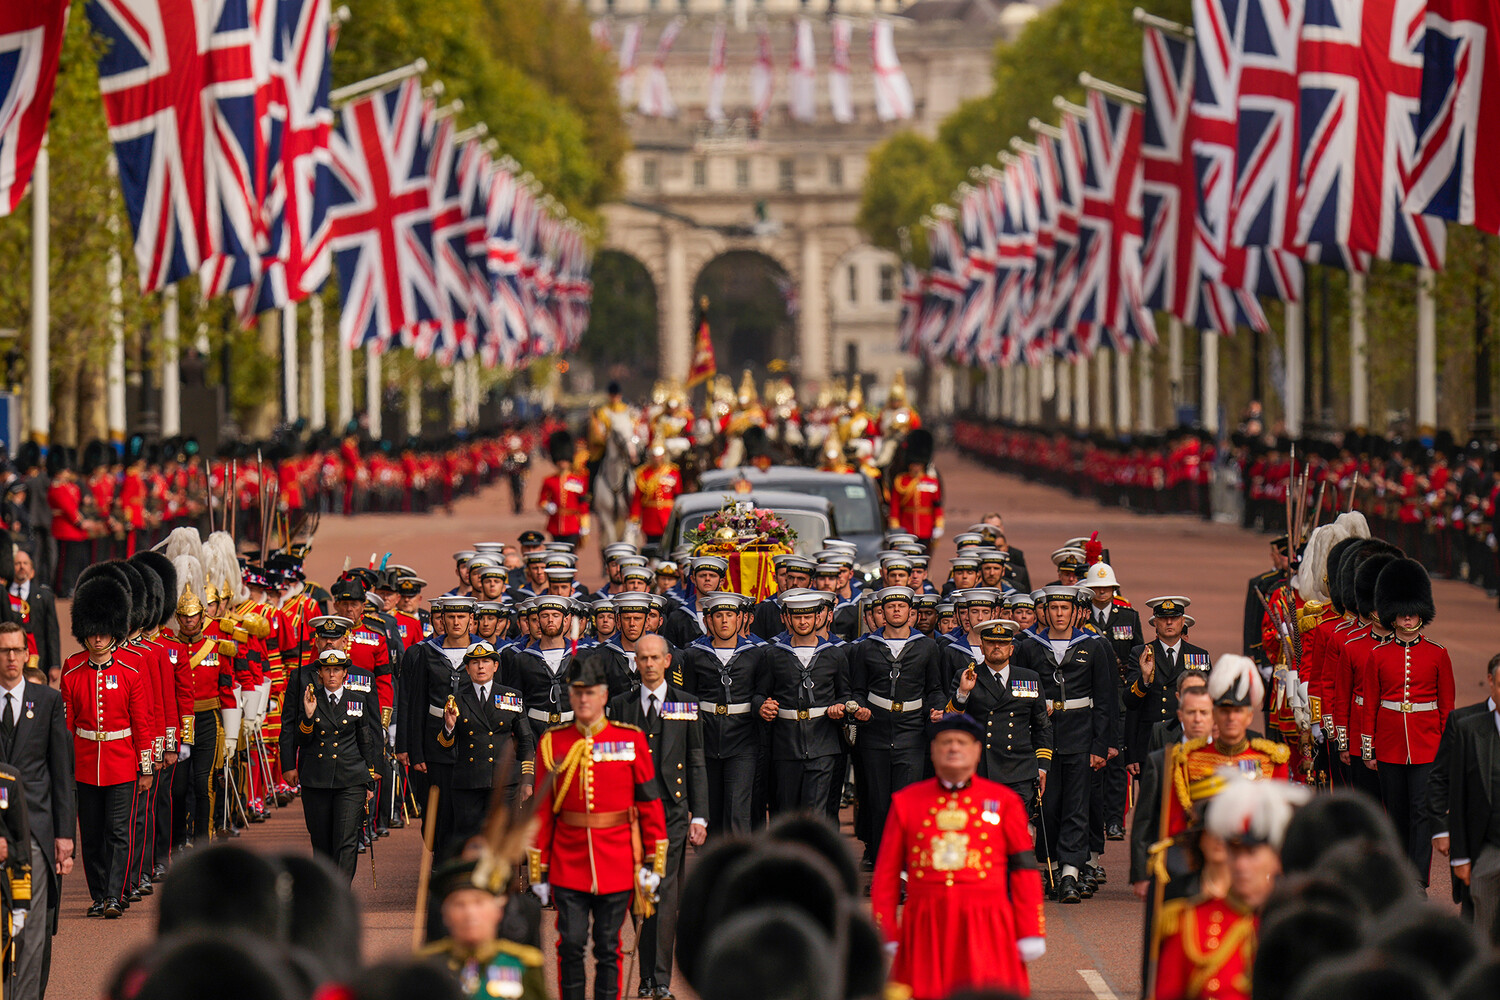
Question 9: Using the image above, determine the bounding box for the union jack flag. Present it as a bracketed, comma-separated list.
[1409, 0, 1495, 231]
[1022, 142, 1058, 362]
[999, 157, 1041, 366]
[1297, 0, 1444, 266]
[89, 0, 260, 292]
[1045, 116, 1086, 357]
[0, 0, 70, 216]
[1073, 91, 1157, 352]
[229, 0, 335, 321]
[456, 139, 491, 362]
[954, 184, 998, 365]
[918, 216, 967, 363]
[421, 112, 473, 362]
[326, 78, 437, 351]
[1141, 23, 1268, 334]
[897, 262, 925, 355]
[485, 164, 528, 368]
[1191, 0, 1303, 310]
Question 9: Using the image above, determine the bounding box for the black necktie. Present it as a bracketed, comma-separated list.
[647, 693, 660, 731]
[1, 694, 13, 743]
[1165, 648, 1175, 673]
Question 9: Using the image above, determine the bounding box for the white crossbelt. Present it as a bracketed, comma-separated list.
[527, 708, 575, 723]
[76, 727, 132, 742]
[1379, 699, 1437, 713]
[1053, 697, 1094, 711]
[777, 706, 829, 720]
[697, 701, 752, 716]
[868, 694, 919, 713]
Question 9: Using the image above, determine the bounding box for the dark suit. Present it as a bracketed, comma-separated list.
[1427, 699, 1493, 914]
[14, 583, 61, 677]
[608, 683, 707, 992]
[1440, 702, 1500, 945]
[0, 680, 71, 997]
[287, 686, 380, 880]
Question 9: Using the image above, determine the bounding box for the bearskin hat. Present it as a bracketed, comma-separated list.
[78, 560, 149, 634]
[70, 575, 132, 643]
[742, 425, 771, 459]
[547, 429, 574, 465]
[44, 445, 71, 478]
[904, 428, 934, 467]
[1375, 557, 1435, 628]
[1325, 537, 1366, 614]
[128, 555, 164, 631]
[133, 550, 178, 629]
[14, 441, 40, 472]
[1354, 551, 1399, 623]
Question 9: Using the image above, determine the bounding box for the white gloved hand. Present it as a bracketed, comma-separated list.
[580, 525, 591, 537]
[386, 724, 397, 748]
[178, 743, 192, 761]
[931, 526, 944, 539]
[543, 502, 558, 515]
[883, 941, 898, 959]
[636, 866, 661, 901]
[532, 882, 551, 906]
[1018, 936, 1046, 962]
[11, 910, 23, 935]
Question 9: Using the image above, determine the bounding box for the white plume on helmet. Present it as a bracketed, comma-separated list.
[163, 526, 205, 569]
[172, 555, 206, 608]
[1204, 771, 1310, 849]
[1207, 654, 1265, 710]
[203, 531, 247, 604]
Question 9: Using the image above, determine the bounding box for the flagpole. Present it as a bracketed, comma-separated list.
[1417, 268, 1437, 436]
[1138, 345, 1155, 433]
[162, 285, 181, 437]
[28, 135, 48, 447]
[1094, 351, 1112, 433]
[1348, 272, 1368, 430]
[337, 336, 354, 432]
[1285, 299, 1305, 437]
[329, 59, 428, 107]
[101, 153, 129, 449]
[1078, 72, 1145, 106]
[1074, 358, 1091, 430]
[282, 303, 300, 424]
[366, 345, 383, 439]
[1115, 346, 1132, 431]
[1168, 316, 1184, 411]
[310, 296, 327, 431]
[406, 374, 420, 437]
[1201, 331, 1220, 434]
[1131, 7, 1194, 39]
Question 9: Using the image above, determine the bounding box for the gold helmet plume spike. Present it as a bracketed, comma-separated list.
[176, 582, 204, 618]
[888, 369, 908, 404]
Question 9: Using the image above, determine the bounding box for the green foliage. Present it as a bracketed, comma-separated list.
[579, 251, 659, 372]
[856, 133, 956, 265]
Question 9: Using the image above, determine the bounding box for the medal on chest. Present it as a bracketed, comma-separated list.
[485, 961, 524, 998]
[591, 740, 636, 762]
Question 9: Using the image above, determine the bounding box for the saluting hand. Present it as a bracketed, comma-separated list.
[302, 683, 317, 718]
[1139, 646, 1155, 685]
[959, 665, 977, 696]
[443, 700, 459, 732]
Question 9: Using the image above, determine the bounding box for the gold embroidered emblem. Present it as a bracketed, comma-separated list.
[935, 804, 968, 831]
[931, 832, 970, 871]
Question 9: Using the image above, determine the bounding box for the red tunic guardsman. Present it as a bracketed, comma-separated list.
[871, 713, 1045, 1000]
[1359, 558, 1452, 883]
[628, 446, 682, 546]
[1153, 774, 1309, 1000]
[537, 430, 591, 545]
[61, 575, 156, 919]
[888, 429, 943, 546]
[530, 656, 667, 1000]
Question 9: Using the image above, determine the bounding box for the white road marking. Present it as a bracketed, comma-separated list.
[1079, 970, 1119, 1000]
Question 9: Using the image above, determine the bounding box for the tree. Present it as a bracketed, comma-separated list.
[856, 133, 956, 265]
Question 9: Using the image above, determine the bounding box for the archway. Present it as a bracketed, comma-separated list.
[693, 250, 797, 385]
[580, 250, 659, 397]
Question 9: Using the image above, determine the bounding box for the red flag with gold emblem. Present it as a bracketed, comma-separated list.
[686, 316, 716, 387]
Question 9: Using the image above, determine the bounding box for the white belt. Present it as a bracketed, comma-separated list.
[1052, 697, 1093, 711]
[698, 701, 752, 716]
[528, 708, 575, 724]
[1380, 699, 1437, 713]
[777, 707, 829, 721]
[869, 694, 919, 713]
[428, 704, 446, 718]
[77, 727, 132, 743]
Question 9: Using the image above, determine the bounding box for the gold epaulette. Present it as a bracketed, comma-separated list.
[217, 639, 237, 656]
[610, 720, 643, 733]
[416, 939, 456, 959]
[1158, 896, 1189, 938]
[1424, 637, 1446, 650]
[490, 939, 545, 968]
[1250, 738, 1291, 764]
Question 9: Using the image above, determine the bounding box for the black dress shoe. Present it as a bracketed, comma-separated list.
[1087, 863, 1107, 884]
[153, 864, 168, 879]
[86, 900, 104, 918]
[637, 981, 655, 997]
[654, 988, 675, 1000]
[103, 898, 123, 918]
[1058, 875, 1081, 904]
[1106, 824, 1126, 841]
[138, 879, 154, 896]
[125, 886, 142, 903]
[1078, 876, 1095, 898]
